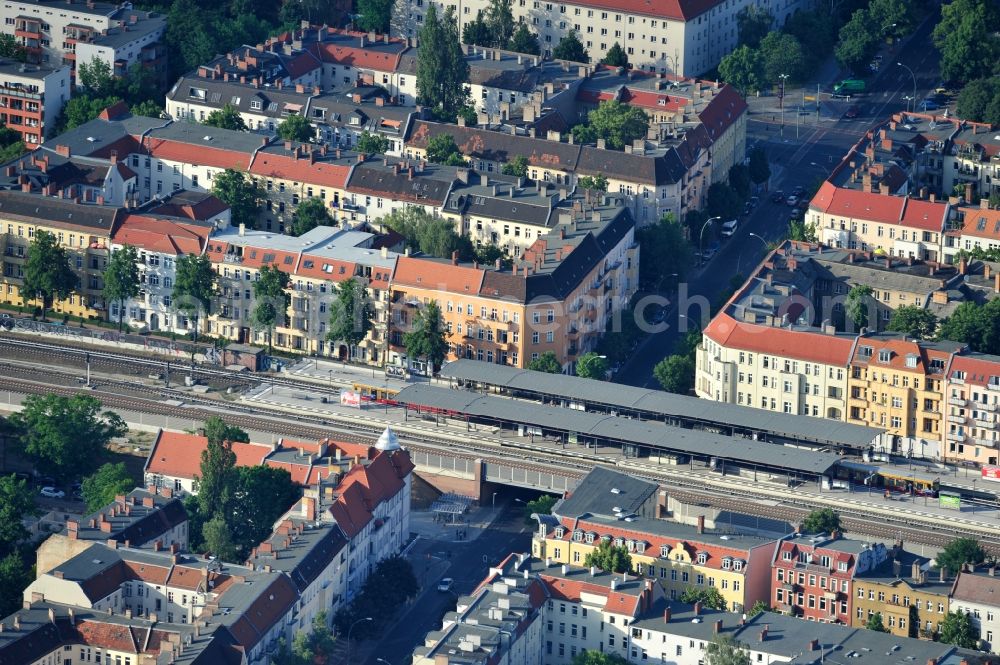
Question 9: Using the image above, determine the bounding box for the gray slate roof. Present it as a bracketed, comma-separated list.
[556, 467, 657, 518]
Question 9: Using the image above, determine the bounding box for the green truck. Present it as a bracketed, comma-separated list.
[833, 79, 866, 95]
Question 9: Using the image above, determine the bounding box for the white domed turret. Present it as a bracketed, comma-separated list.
[376, 426, 401, 451]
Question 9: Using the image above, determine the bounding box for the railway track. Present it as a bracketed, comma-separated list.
[2, 335, 999, 551]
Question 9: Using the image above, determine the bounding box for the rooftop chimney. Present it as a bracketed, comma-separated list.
[696, 515, 705, 534]
[693, 601, 702, 616]
[713, 619, 723, 634]
[663, 607, 672, 623]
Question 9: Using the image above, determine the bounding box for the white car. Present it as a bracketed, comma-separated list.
[437, 577, 454, 592]
[39, 487, 65, 499]
[720, 219, 738, 238]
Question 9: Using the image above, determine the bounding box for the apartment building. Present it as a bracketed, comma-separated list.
[771, 531, 889, 624]
[0, 189, 121, 318]
[397, 0, 816, 76]
[389, 192, 637, 373]
[0, 59, 69, 145]
[950, 566, 1000, 653]
[404, 75, 747, 226]
[846, 334, 964, 459]
[36, 486, 188, 576]
[1, 0, 166, 80]
[343, 155, 458, 224]
[412, 554, 960, 665]
[943, 352, 1000, 466]
[852, 548, 952, 639]
[531, 467, 775, 613]
[945, 206, 1000, 263]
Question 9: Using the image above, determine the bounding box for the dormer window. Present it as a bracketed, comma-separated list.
[585, 533, 595, 544]
[660, 545, 669, 558]
[573, 530, 584, 542]
[614, 538, 624, 548]
[721, 557, 732, 570]
[878, 350, 892, 363]
[733, 560, 744, 572]
[554, 527, 564, 538]
[697, 552, 708, 564]
[250, 100, 262, 111]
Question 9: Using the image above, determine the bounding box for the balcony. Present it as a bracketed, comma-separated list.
[223, 254, 243, 264]
[950, 398, 967, 407]
[947, 430, 967, 442]
[947, 413, 967, 424]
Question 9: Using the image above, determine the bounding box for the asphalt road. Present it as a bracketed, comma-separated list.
[615, 12, 943, 389]
[362, 501, 533, 665]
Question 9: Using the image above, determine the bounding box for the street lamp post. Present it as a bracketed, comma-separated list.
[748, 233, 769, 251]
[699, 217, 721, 264]
[897, 62, 916, 113]
[492, 491, 498, 508]
[347, 616, 374, 664]
[778, 74, 789, 136]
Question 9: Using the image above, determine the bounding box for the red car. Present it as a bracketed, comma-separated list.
[844, 105, 860, 119]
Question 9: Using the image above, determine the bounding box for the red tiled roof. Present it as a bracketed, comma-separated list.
[145, 137, 251, 171]
[851, 337, 958, 372]
[948, 354, 1000, 387]
[144, 430, 271, 480]
[222, 574, 298, 649]
[112, 214, 210, 256]
[815, 187, 906, 224]
[249, 151, 350, 190]
[697, 84, 748, 141]
[392, 256, 485, 293]
[703, 312, 856, 366]
[310, 42, 406, 72]
[539, 574, 641, 616]
[284, 51, 321, 79]
[328, 450, 412, 537]
[75, 620, 138, 653]
[899, 198, 948, 232]
[123, 560, 170, 585]
[960, 208, 1000, 242]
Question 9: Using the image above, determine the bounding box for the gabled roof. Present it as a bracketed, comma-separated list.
[144, 430, 271, 481]
[112, 213, 211, 256]
[950, 569, 1000, 607]
[703, 312, 856, 367]
[948, 352, 1000, 388]
[392, 255, 486, 294]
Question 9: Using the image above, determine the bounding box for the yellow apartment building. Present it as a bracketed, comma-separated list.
[852, 550, 952, 639]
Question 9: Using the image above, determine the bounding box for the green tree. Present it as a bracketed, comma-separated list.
[172, 254, 216, 337]
[327, 277, 373, 349]
[211, 168, 261, 230]
[788, 217, 817, 243]
[908, 604, 919, 638]
[932, 0, 1000, 84]
[835, 8, 880, 74]
[785, 9, 837, 74]
[227, 465, 299, 558]
[584, 540, 632, 573]
[576, 352, 608, 379]
[845, 284, 874, 329]
[202, 514, 238, 560]
[528, 351, 562, 373]
[484, 0, 516, 49]
[553, 30, 588, 62]
[334, 557, 418, 639]
[524, 494, 557, 521]
[728, 164, 751, 200]
[425, 133, 467, 165]
[509, 23, 541, 55]
[501, 155, 529, 177]
[130, 99, 163, 118]
[681, 586, 727, 611]
[577, 100, 648, 150]
[203, 103, 247, 131]
[868, 0, 910, 37]
[747, 600, 769, 618]
[0, 474, 37, 553]
[654, 355, 695, 394]
[462, 11, 492, 47]
[0, 33, 26, 62]
[103, 244, 140, 332]
[404, 301, 448, 372]
[802, 508, 841, 534]
[381, 207, 473, 259]
[23, 229, 79, 320]
[356, 130, 390, 155]
[865, 611, 888, 632]
[935, 537, 986, 575]
[0, 553, 31, 618]
[939, 611, 979, 648]
[637, 212, 693, 289]
[707, 182, 742, 221]
[56, 95, 123, 133]
[571, 652, 628, 665]
[886, 306, 938, 339]
[77, 58, 117, 98]
[578, 174, 609, 192]
[601, 42, 629, 67]
[416, 5, 471, 122]
[356, 0, 393, 33]
[291, 197, 333, 236]
[748, 147, 770, 185]
[704, 634, 750, 665]
[937, 300, 1000, 354]
[956, 78, 1000, 125]
[759, 32, 804, 86]
[474, 243, 508, 268]
[251, 264, 290, 353]
[718, 45, 764, 96]
[736, 5, 773, 48]
[277, 114, 313, 142]
[9, 394, 126, 483]
[165, 0, 217, 80]
[196, 424, 237, 518]
[81, 462, 134, 512]
[204, 415, 250, 447]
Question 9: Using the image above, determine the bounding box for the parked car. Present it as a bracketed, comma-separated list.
[700, 241, 721, 262]
[437, 578, 454, 592]
[770, 190, 785, 204]
[786, 195, 799, 206]
[721, 219, 739, 238]
[749, 196, 759, 208]
[844, 105, 860, 119]
[39, 487, 65, 499]
[792, 186, 806, 197]
[919, 99, 939, 111]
